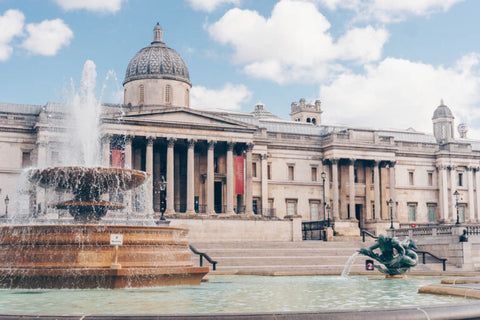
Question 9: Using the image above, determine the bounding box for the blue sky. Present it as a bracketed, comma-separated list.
[2, 0, 480, 138]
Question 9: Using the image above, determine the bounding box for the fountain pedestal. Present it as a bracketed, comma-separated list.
[0, 225, 209, 289]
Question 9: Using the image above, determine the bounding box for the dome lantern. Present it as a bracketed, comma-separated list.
[153, 22, 163, 44]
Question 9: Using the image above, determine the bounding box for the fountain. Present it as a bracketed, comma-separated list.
[358, 234, 418, 276]
[0, 61, 209, 289]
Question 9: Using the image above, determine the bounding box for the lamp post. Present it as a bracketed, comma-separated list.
[4, 195, 9, 218]
[321, 171, 326, 223]
[159, 176, 167, 221]
[326, 204, 331, 228]
[454, 190, 460, 225]
[388, 198, 394, 230]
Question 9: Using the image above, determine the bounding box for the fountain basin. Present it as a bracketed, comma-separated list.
[0, 225, 209, 289]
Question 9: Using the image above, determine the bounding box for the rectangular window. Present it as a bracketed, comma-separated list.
[409, 171, 414, 185]
[286, 200, 297, 216]
[354, 169, 358, 183]
[252, 162, 257, 178]
[428, 172, 433, 186]
[311, 167, 317, 182]
[267, 164, 271, 180]
[372, 203, 375, 220]
[371, 169, 374, 184]
[428, 205, 436, 222]
[458, 173, 463, 187]
[409, 204, 416, 221]
[459, 205, 466, 222]
[288, 165, 295, 181]
[310, 200, 320, 220]
[22, 151, 31, 168]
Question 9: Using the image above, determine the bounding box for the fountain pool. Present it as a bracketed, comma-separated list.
[0, 275, 474, 315]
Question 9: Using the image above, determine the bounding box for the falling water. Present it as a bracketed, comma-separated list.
[341, 252, 359, 277]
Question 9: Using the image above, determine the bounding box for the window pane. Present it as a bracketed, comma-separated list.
[409, 205, 416, 221]
[428, 206, 435, 222]
[310, 202, 319, 220]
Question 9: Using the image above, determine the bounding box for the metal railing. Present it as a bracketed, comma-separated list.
[302, 221, 328, 241]
[361, 230, 378, 242]
[189, 244, 217, 270]
[414, 250, 447, 271]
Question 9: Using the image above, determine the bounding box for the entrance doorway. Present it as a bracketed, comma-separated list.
[355, 204, 363, 229]
[214, 181, 222, 213]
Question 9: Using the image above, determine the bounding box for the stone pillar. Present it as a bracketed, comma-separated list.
[124, 135, 132, 169]
[145, 137, 154, 217]
[449, 166, 456, 221]
[322, 161, 330, 218]
[439, 165, 449, 222]
[245, 143, 254, 215]
[476, 168, 480, 222]
[261, 153, 268, 216]
[373, 161, 381, 221]
[186, 139, 195, 214]
[331, 159, 339, 220]
[207, 140, 216, 215]
[348, 159, 355, 220]
[226, 142, 235, 215]
[102, 134, 110, 167]
[123, 135, 133, 213]
[389, 161, 396, 218]
[468, 166, 475, 222]
[166, 138, 175, 214]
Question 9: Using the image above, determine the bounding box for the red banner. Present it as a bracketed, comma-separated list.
[111, 150, 123, 168]
[235, 155, 244, 195]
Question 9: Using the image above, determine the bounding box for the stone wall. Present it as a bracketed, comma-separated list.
[169, 217, 302, 242]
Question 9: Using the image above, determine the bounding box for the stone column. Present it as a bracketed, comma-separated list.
[449, 166, 456, 221]
[468, 166, 475, 222]
[348, 159, 355, 220]
[124, 135, 132, 169]
[102, 134, 110, 167]
[261, 153, 268, 216]
[322, 161, 330, 217]
[389, 162, 396, 218]
[439, 165, 449, 222]
[475, 168, 480, 222]
[373, 161, 381, 221]
[186, 139, 195, 214]
[166, 138, 175, 214]
[123, 135, 133, 213]
[331, 159, 340, 220]
[245, 143, 254, 215]
[226, 142, 235, 215]
[145, 137, 154, 217]
[207, 140, 216, 215]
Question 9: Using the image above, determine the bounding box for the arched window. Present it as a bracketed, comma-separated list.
[306, 118, 311, 123]
[139, 85, 145, 105]
[312, 118, 316, 125]
[185, 88, 190, 107]
[165, 84, 172, 104]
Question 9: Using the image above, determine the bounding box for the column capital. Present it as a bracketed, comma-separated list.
[246, 143, 254, 152]
[373, 160, 380, 167]
[260, 153, 268, 160]
[389, 161, 396, 168]
[101, 134, 111, 143]
[346, 158, 355, 165]
[207, 140, 216, 149]
[187, 139, 196, 148]
[146, 136, 154, 146]
[331, 158, 339, 165]
[226, 142, 234, 151]
[124, 135, 132, 143]
[167, 137, 176, 147]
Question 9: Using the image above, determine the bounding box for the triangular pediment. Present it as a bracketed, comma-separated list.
[122, 107, 255, 130]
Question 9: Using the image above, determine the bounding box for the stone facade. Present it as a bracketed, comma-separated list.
[1, 25, 479, 237]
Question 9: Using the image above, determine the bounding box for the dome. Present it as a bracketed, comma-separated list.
[123, 23, 190, 86]
[432, 100, 454, 119]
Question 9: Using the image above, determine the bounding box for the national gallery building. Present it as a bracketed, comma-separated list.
[1, 24, 480, 235]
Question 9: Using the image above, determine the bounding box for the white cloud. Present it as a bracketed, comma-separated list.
[0, 9, 25, 61]
[21, 19, 73, 56]
[187, 0, 241, 12]
[208, 0, 388, 83]
[53, 0, 124, 13]
[316, 0, 465, 23]
[191, 83, 252, 110]
[320, 54, 480, 138]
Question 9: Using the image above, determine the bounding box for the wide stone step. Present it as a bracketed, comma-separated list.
[191, 240, 371, 249]
[206, 256, 367, 266]
[197, 248, 363, 257]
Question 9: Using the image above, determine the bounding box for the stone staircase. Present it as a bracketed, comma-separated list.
[190, 237, 450, 275]
[190, 237, 376, 275]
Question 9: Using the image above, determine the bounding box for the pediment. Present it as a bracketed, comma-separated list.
[122, 108, 254, 130]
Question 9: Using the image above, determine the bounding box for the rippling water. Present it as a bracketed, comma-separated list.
[0, 275, 473, 315]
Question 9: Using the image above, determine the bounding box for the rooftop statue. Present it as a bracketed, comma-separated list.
[358, 235, 418, 276]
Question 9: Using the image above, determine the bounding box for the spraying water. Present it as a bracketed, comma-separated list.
[341, 252, 359, 277]
[63, 60, 102, 166]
